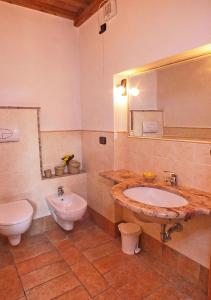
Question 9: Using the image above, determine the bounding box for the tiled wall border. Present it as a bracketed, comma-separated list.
[82, 129, 211, 144]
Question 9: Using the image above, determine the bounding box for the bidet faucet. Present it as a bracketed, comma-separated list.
[58, 186, 64, 196]
[164, 171, 177, 186]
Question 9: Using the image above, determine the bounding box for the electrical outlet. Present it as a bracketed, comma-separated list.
[99, 136, 106, 144]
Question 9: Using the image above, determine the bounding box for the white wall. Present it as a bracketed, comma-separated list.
[0, 1, 81, 131]
[79, 0, 211, 131]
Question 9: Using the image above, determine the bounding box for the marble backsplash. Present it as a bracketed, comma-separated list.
[115, 132, 211, 193]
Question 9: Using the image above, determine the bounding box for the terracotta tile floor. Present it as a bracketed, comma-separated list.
[0, 220, 208, 300]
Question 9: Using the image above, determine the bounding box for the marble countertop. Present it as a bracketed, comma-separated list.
[100, 169, 211, 220]
[99, 169, 141, 183]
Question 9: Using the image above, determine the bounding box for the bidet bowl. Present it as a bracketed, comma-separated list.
[46, 192, 87, 230]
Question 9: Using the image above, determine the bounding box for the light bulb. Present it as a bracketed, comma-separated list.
[130, 87, 140, 96]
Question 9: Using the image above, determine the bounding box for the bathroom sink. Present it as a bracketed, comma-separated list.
[123, 187, 188, 208]
[108, 170, 211, 227]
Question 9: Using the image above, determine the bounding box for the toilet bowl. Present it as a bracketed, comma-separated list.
[46, 192, 87, 231]
[0, 200, 33, 246]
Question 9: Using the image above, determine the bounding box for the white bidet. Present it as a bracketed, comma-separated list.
[46, 192, 87, 231]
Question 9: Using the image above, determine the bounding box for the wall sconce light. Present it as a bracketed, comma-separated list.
[129, 87, 140, 96]
[120, 79, 127, 96]
[116, 79, 127, 97]
[114, 78, 128, 105]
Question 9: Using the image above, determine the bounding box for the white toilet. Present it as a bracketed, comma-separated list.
[0, 200, 33, 246]
[46, 192, 87, 231]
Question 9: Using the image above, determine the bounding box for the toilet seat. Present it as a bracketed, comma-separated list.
[0, 200, 33, 226]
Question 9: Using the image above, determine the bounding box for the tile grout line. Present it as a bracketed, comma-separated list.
[51, 285, 89, 300]
[63, 227, 137, 296]
[67, 249, 119, 298]
[23, 270, 72, 295]
[13, 234, 72, 297]
[68, 266, 96, 298]
[1, 222, 207, 299]
[14, 249, 63, 276]
[21, 262, 71, 291]
[44, 232, 95, 298]
[139, 254, 207, 297]
[10, 238, 55, 264]
[45, 230, 114, 298]
[18, 230, 186, 298]
[13, 259, 27, 299]
[8, 241, 27, 299]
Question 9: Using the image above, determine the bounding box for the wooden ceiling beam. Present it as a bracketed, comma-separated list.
[1, 0, 77, 20]
[0, 0, 106, 26]
[43, 0, 82, 13]
[74, 0, 107, 27]
[65, 0, 90, 9]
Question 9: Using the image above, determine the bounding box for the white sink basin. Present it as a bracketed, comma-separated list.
[123, 187, 188, 208]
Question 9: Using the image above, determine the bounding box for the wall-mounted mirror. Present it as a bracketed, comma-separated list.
[128, 51, 211, 142]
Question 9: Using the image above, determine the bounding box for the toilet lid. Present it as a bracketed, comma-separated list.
[0, 200, 33, 225]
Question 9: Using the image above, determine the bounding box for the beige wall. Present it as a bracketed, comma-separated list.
[41, 131, 82, 173]
[0, 108, 87, 219]
[82, 131, 122, 223]
[115, 133, 211, 192]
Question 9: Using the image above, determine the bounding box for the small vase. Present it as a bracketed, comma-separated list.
[55, 165, 65, 176]
[44, 169, 52, 178]
[68, 160, 80, 174]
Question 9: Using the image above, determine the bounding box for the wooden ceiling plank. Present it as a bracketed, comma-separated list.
[74, 0, 107, 27]
[1, 0, 76, 20]
[43, 0, 82, 13]
[65, 0, 89, 9]
[0, 0, 105, 26]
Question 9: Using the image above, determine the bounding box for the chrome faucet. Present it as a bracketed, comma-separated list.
[164, 171, 177, 186]
[58, 186, 64, 196]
